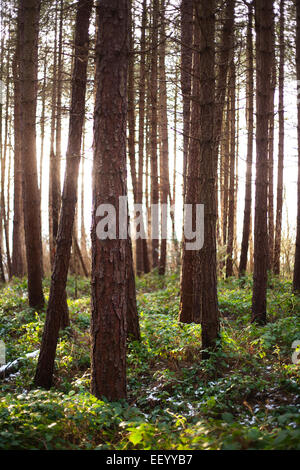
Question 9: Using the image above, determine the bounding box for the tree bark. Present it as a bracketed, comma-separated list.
[195, 0, 219, 354]
[252, 0, 274, 323]
[90, 0, 131, 401]
[181, 0, 193, 200]
[180, 0, 219, 352]
[12, 7, 26, 279]
[225, 60, 236, 278]
[179, 9, 200, 324]
[267, 13, 276, 272]
[19, 0, 44, 309]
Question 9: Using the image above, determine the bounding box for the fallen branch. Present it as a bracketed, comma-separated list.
[0, 350, 39, 380]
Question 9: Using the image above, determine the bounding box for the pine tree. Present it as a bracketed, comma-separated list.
[19, 0, 44, 309]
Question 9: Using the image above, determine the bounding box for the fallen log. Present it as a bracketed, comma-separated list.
[0, 350, 39, 380]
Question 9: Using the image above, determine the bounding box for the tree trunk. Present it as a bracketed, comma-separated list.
[195, 0, 219, 354]
[1, 36, 12, 279]
[239, 4, 254, 277]
[12, 7, 26, 279]
[49, 2, 58, 268]
[19, 0, 44, 309]
[180, 0, 219, 351]
[150, 0, 159, 269]
[252, 0, 274, 323]
[126, 236, 140, 342]
[158, 0, 170, 276]
[179, 10, 200, 324]
[80, 129, 90, 273]
[222, 97, 230, 250]
[90, 0, 131, 401]
[293, 0, 300, 293]
[128, 0, 137, 205]
[39, 47, 47, 196]
[34, 0, 92, 389]
[225, 60, 236, 279]
[171, 63, 179, 258]
[274, 0, 285, 276]
[267, 15, 276, 272]
[136, 0, 150, 275]
[180, 0, 193, 200]
[214, 0, 235, 173]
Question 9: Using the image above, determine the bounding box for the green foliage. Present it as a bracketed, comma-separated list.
[0, 273, 299, 450]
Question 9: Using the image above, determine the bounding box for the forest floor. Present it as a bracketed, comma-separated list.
[0, 272, 299, 450]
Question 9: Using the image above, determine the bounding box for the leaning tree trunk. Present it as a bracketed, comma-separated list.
[19, 0, 44, 309]
[252, 0, 274, 324]
[34, 0, 92, 390]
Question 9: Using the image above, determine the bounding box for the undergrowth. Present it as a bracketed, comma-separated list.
[0, 272, 299, 450]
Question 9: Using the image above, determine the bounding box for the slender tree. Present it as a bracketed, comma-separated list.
[239, 2, 254, 277]
[214, 0, 235, 170]
[49, 2, 58, 268]
[136, 0, 150, 275]
[158, 0, 170, 276]
[180, 0, 193, 198]
[150, 0, 159, 269]
[195, 0, 219, 353]
[267, 8, 276, 271]
[19, 0, 44, 309]
[34, 0, 92, 389]
[221, 96, 230, 252]
[11, 9, 25, 278]
[225, 60, 236, 278]
[252, 0, 274, 324]
[274, 0, 285, 275]
[1, 36, 12, 279]
[128, 0, 137, 204]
